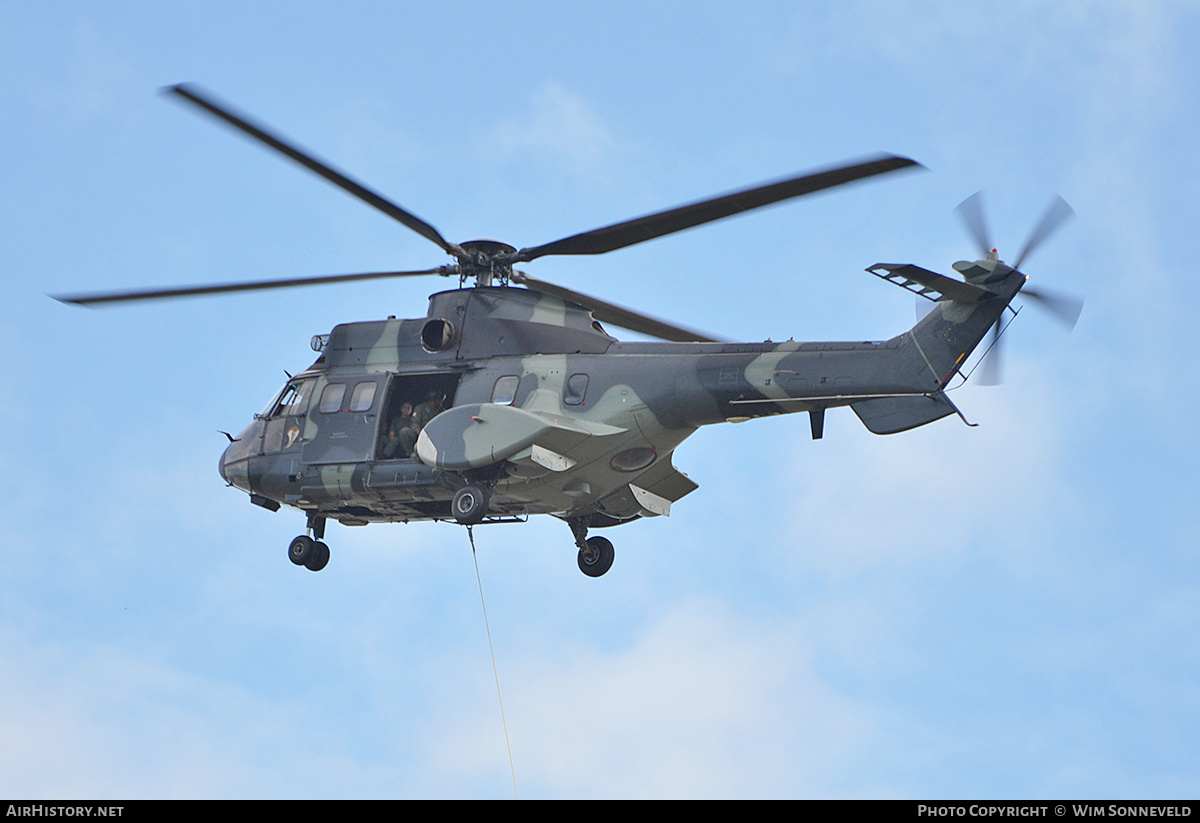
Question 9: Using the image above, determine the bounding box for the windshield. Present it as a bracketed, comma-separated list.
[259, 378, 316, 418]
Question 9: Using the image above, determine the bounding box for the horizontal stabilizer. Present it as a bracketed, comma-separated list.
[851, 394, 956, 434]
[867, 263, 993, 304]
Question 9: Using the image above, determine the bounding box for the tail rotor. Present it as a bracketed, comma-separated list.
[1014, 195, 1076, 271]
[954, 192, 1084, 384]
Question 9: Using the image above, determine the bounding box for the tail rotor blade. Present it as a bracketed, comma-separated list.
[955, 191, 992, 258]
[977, 319, 1003, 386]
[1014, 195, 1074, 270]
[1023, 285, 1084, 330]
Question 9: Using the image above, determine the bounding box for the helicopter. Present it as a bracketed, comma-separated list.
[56, 84, 1082, 578]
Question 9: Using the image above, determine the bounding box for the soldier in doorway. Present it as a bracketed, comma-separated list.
[380, 400, 414, 459]
[396, 390, 445, 458]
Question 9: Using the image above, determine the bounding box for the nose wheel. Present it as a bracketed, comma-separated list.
[288, 535, 330, 571]
[288, 514, 331, 571]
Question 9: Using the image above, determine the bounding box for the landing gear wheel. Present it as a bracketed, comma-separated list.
[577, 535, 615, 577]
[452, 485, 489, 525]
[289, 535, 330, 571]
[288, 535, 316, 567]
[305, 541, 330, 572]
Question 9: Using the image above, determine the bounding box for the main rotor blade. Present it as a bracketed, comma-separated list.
[166, 84, 461, 257]
[511, 271, 724, 343]
[54, 267, 455, 306]
[1014, 195, 1074, 270]
[513, 155, 921, 262]
[955, 191, 992, 258]
[1022, 285, 1084, 330]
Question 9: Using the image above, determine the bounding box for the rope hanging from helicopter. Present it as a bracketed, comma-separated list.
[466, 525, 520, 799]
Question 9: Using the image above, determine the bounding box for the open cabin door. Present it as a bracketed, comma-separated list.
[374, 372, 463, 462]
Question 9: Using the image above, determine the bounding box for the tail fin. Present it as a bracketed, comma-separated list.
[850, 263, 1025, 434]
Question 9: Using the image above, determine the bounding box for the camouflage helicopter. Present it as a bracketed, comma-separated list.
[57, 84, 1082, 577]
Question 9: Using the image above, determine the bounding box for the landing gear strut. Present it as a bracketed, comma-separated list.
[288, 514, 330, 572]
[570, 517, 615, 577]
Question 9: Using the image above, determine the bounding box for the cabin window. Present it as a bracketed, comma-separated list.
[564, 373, 589, 406]
[491, 375, 519, 406]
[349, 381, 377, 412]
[319, 383, 346, 414]
[273, 379, 315, 417]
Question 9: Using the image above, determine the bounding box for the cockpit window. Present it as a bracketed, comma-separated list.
[273, 379, 315, 417]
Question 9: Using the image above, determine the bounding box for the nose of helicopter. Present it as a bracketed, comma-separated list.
[216, 431, 257, 494]
[218, 441, 232, 484]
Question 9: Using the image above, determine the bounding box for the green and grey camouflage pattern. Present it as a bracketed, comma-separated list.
[217, 258, 1029, 571]
[56, 84, 1080, 577]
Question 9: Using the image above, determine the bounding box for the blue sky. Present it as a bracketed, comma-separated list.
[2, 1, 1198, 799]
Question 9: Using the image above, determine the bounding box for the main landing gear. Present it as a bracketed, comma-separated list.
[570, 517, 615, 578]
[285, 506, 617, 578]
[288, 514, 329, 572]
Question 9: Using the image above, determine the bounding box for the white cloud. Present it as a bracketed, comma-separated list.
[421, 598, 891, 797]
[776, 371, 1079, 581]
[490, 82, 619, 175]
[0, 631, 314, 797]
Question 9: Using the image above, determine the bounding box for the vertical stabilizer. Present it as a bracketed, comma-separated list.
[850, 264, 1026, 433]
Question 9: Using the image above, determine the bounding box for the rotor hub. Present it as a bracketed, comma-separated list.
[456, 239, 517, 287]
